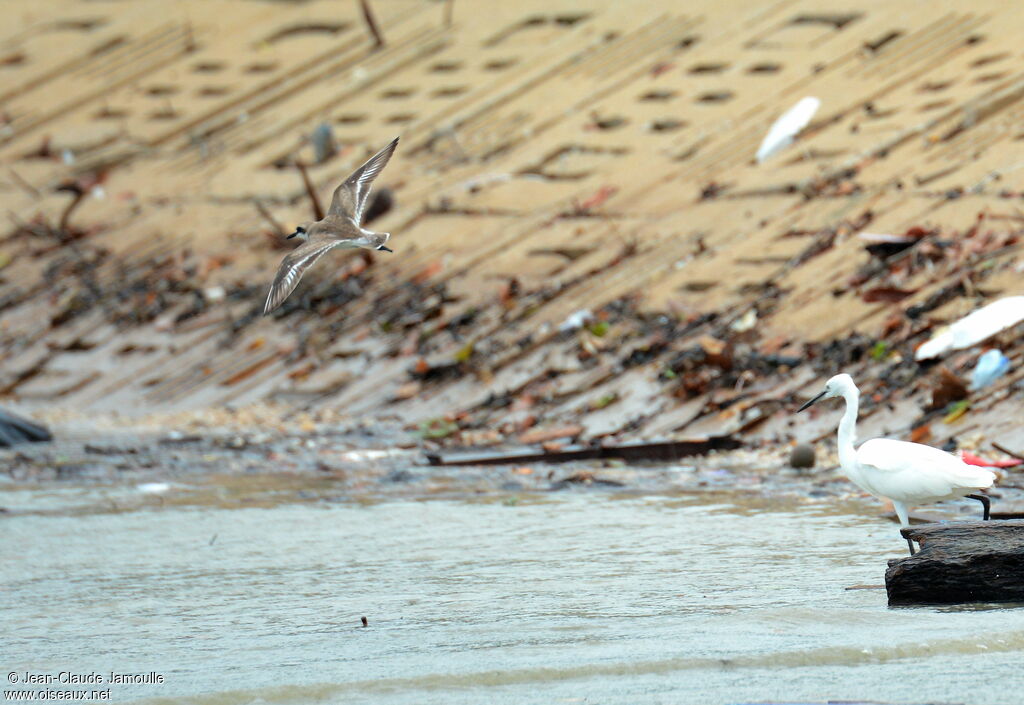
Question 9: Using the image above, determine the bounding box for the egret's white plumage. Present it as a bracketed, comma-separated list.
[799, 373, 995, 553]
[755, 96, 820, 163]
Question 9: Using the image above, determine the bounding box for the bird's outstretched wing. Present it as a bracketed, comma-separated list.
[262, 240, 340, 315]
[327, 137, 399, 224]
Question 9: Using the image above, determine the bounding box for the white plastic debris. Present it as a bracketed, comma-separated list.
[61, 148, 75, 165]
[136, 482, 171, 494]
[916, 296, 1024, 360]
[969, 349, 1010, 390]
[559, 309, 594, 333]
[730, 309, 758, 333]
[857, 232, 916, 245]
[755, 97, 821, 163]
[337, 449, 411, 463]
[204, 286, 226, 303]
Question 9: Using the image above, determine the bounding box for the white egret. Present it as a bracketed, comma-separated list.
[798, 373, 996, 555]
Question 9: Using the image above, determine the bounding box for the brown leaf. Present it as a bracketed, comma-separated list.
[391, 381, 421, 400]
[928, 367, 968, 411]
[518, 424, 584, 445]
[862, 287, 917, 303]
[287, 362, 317, 381]
[698, 335, 732, 369]
[413, 260, 443, 284]
[910, 424, 932, 443]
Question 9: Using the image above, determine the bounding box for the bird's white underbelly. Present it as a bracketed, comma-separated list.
[848, 465, 976, 505]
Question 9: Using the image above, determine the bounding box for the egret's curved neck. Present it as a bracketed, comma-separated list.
[836, 385, 859, 470]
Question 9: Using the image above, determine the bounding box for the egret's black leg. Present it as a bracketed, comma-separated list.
[966, 493, 990, 521]
[905, 537, 916, 556]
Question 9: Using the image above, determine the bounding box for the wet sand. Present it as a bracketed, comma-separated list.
[4, 407, 1020, 525]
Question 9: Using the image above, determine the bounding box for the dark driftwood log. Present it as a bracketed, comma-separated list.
[426, 436, 742, 466]
[886, 520, 1024, 606]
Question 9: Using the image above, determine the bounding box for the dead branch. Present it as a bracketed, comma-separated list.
[359, 0, 385, 49]
[253, 199, 286, 237]
[295, 161, 324, 221]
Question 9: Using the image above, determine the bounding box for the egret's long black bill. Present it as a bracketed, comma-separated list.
[377, 245, 393, 252]
[286, 231, 299, 239]
[798, 391, 826, 412]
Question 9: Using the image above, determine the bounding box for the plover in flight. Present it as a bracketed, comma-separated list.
[263, 137, 399, 315]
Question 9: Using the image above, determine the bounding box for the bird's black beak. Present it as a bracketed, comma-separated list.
[798, 391, 827, 413]
[286, 230, 299, 239]
[377, 245, 393, 252]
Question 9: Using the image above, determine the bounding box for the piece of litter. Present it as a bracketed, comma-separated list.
[755, 97, 820, 163]
[915, 296, 1024, 360]
[730, 309, 757, 333]
[559, 309, 594, 333]
[857, 232, 916, 244]
[337, 449, 407, 462]
[136, 482, 171, 494]
[204, 286, 226, 303]
[960, 451, 1021, 468]
[969, 349, 1010, 390]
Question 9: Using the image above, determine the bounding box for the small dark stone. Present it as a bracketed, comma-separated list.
[385, 469, 413, 483]
[789, 444, 816, 469]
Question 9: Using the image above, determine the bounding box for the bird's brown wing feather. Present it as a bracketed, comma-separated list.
[262, 240, 340, 315]
[327, 137, 399, 224]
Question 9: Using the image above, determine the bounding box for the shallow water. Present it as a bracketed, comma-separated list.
[3, 483, 1023, 705]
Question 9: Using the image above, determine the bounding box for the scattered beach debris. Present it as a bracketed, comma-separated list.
[755, 96, 820, 163]
[969, 349, 1010, 390]
[730, 309, 757, 333]
[559, 309, 594, 333]
[915, 296, 1024, 360]
[136, 482, 172, 494]
[2, 4, 1024, 479]
[960, 450, 1022, 469]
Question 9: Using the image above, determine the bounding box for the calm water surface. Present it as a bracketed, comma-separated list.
[3, 481, 1023, 705]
